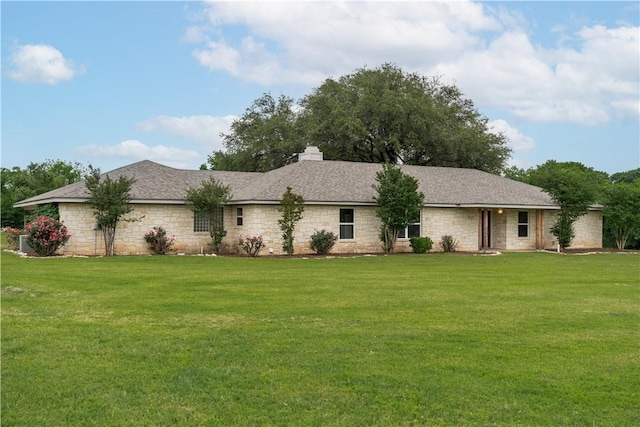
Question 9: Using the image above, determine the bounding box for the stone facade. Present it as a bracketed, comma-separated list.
[568, 210, 603, 249]
[58, 202, 603, 256]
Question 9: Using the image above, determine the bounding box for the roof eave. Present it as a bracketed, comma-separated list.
[14, 197, 88, 208]
[453, 203, 560, 210]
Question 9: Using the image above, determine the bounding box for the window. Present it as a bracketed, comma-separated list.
[194, 208, 224, 233]
[518, 211, 529, 238]
[339, 208, 354, 239]
[236, 207, 243, 226]
[398, 211, 421, 239]
[194, 212, 209, 232]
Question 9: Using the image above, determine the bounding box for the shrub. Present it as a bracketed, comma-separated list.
[143, 226, 175, 255]
[24, 216, 71, 257]
[409, 236, 433, 253]
[5, 227, 22, 251]
[239, 235, 265, 257]
[309, 230, 338, 255]
[440, 235, 458, 253]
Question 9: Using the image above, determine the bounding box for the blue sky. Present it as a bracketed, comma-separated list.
[2, 1, 638, 175]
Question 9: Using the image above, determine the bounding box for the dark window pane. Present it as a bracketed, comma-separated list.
[340, 225, 353, 239]
[518, 224, 528, 237]
[518, 211, 528, 224]
[340, 208, 354, 223]
[408, 224, 421, 238]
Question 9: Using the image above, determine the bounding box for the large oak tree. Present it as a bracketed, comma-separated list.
[208, 94, 305, 172]
[208, 64, 511, 174]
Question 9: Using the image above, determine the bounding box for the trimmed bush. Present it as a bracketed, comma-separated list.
[5, 227, 22, 251]
[25, 216, 71, 257]
[143, 226, 175, 255]
[309, 230, 338, 255]
[440, 235, 458, 253]
[409, 236, 433, 253]
[239, 235, 265, 257]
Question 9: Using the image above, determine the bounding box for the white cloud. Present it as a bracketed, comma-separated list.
[488, 119, 535, 152]
[487, 119, 537, 170]
[74, 140, 200, 169]
[431, 23, 639, 126]
[135, 114, 236, 151]
[188, 1, 638, 126]
[189, 1, 499, 86]
[6, 44, 85, 85]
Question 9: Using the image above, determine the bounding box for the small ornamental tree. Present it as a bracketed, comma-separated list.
[85, 167, 136, 256]
[528, 161, 608, 250]
[603, 181, 640, 249]
[185, 177, 232, 254]
[278, 187, 305, 255]
[25, 215, 71, 256]
[373, 164, 424, 253]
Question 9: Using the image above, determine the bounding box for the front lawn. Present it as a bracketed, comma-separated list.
[1, 250, 638, 426]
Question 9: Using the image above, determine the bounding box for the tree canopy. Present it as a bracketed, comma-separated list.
[208, 94, 305, 172]
[1, 159, 88, 228]
[603, 180, 640, 249]
[208, 64, 511, 174]
[610, 168, 640, 184]
[528, 161, 609, 209]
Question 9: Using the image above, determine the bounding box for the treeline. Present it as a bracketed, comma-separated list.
[1, 160, 89, 228]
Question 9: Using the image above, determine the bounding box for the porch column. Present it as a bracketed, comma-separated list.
[478, 210, 483, 250]
[535, 210, 545, 249]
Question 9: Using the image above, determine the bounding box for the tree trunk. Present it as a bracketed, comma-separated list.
[102, 224, 116, 256]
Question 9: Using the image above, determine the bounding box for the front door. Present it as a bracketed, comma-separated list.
[479, 209, 492, 250]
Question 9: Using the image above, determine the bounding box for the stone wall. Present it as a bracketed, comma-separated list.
[58, 202, 602, 256]
[238, 204, 401, 255]
[423, 207, 479, 251]
[59, 203, 215, 256]
[503, 209, 537, 250]
[542, 210, 602, 250]
[572, 210, 603, 248]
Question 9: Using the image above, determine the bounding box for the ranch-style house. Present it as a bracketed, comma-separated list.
[15, 147, 602, 255]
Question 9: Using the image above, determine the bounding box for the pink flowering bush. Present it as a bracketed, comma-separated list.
[25, 216, 71, 257]
[143, 226, 175, 255]
[238, 235, 265, 257]
[5, 227, 22, 251]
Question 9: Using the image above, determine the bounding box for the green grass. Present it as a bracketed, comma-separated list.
[2, 248, 639, 426]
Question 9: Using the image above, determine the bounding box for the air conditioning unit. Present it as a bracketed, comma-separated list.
[19, 235, 35, 254]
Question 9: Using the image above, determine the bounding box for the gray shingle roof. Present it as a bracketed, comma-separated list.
[14, 159, 557, 208]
